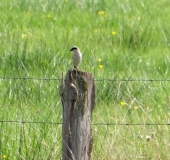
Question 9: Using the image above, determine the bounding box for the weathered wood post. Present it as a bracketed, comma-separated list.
[60, 70, 95, 160]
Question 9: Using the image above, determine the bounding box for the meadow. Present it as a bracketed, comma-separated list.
[0, 0, 170, 159]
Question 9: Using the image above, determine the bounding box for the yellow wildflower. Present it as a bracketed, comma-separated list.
[47, 14, 50, 18]
[94, 29, 98, 33]
[134, 106, 138, 110]
[98, 58, 102, 62]
[99, 65, 104, 69]
[120, 101, 125, 106]
[98, 11, 105, 15]
[22, 33, 27, 38]
[3, 155, 7, 159]
[112, 31, 116, 35]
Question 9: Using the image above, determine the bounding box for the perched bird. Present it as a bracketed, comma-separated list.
[70, 46, 82, 69]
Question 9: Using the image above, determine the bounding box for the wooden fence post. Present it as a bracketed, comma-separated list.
[60, 70, 95, 160]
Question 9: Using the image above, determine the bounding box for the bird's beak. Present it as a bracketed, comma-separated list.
[70, 48, 74, 51]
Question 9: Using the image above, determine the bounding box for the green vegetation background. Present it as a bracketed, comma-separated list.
[0, 0, 170, 159]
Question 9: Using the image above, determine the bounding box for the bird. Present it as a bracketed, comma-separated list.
[70, 46, 82, 69]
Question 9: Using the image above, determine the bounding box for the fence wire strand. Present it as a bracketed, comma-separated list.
[0, 120, 170, 126]
[0, 76, 170, 82]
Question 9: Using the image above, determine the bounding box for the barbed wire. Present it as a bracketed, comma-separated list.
[0, 76, 170, 82]
[0, 120, 62, 125]
[1, 120, 170, 126]
[0, 76, 61, 81]
[0, 76, 169, 126]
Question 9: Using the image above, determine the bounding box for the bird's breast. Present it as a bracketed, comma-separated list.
[72, 51, 82, 67]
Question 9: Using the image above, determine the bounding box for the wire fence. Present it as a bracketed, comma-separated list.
[0, 76, 170, 126]
[1, 76, 170, 159]
[0, 76, 170, 82]
[1, 120, 170, 126]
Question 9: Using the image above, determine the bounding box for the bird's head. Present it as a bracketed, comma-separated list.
[70, 46, 79, 52]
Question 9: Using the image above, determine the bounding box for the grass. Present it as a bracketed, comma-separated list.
[0, 0, 170, 159]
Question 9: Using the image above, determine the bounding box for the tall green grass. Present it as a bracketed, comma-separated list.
[0, 0, 170, 159]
